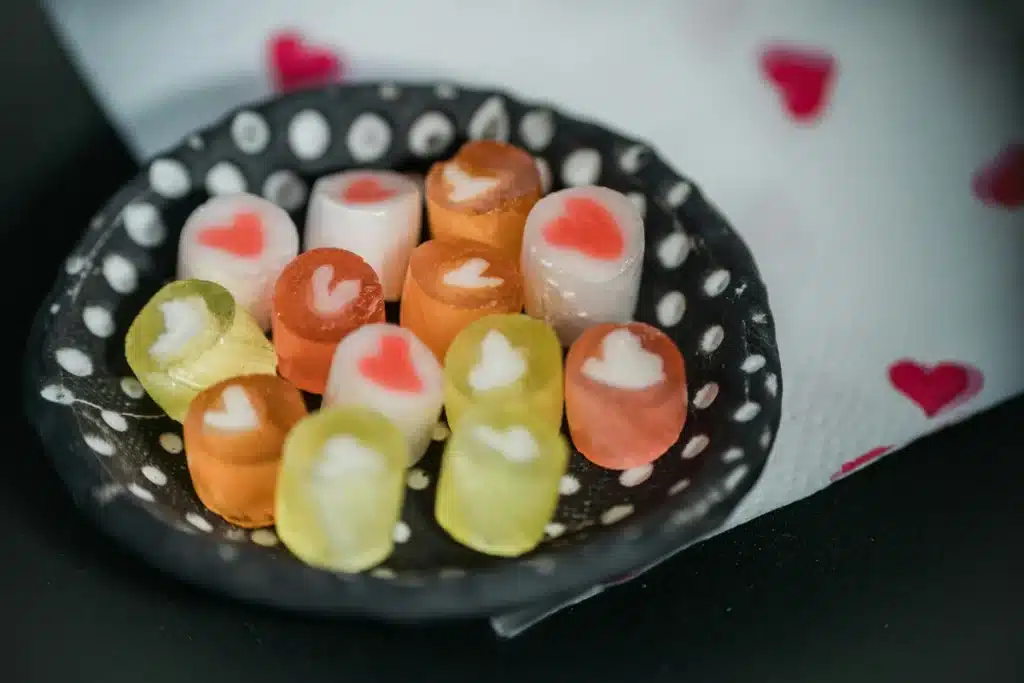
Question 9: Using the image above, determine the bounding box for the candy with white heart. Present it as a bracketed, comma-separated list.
[177, 192, 299, 330]
[304, 170, 421, 301]
[399, 239, 524, 361]
[435, 403, 569, 557]
[182, 374, 307, 528]
[442, 313, 562, 432]
[125, 279, 276, 422]
[272, 248, 385, 394]
[521, 185, 645, 346]
[565, 322, 688, 470]
[322, 323, 442, 466]
[276, 406, 408, 573]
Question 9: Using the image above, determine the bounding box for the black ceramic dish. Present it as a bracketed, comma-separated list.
[24, 82, 782, 620]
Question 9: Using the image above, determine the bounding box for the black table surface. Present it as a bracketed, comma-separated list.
[3, 3, 1022, 681]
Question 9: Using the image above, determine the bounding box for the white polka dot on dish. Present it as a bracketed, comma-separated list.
[346, 112, 391, 163]
[185, 512, 213, 532]
[83, 433, 114, 456]
[703, 269, 731, 297]
[682, 434, 710, 459]
[393, 521, 411, 544]
[692, 383, 720, 410]
[251, 529, 279, 546]
[600, 504, 634, 525]
[120, 377, 145, 399]
[559, 475, 581, 496]
[519, 109, 555, 152]
[288, 109, 331, 161]
[231, 110, 271, 155]
[159, 432, 184, 454]
[101, 411, 128, 432]
[102, 254, 137, 294]
[406, 468, 430, 491]
[83, 306, 115, 338]
[561, 148, 601, 187]
[205, 162, 247, 195]
[467, 96, 510, 142]
[141, 465, 168, 486]
[700, 325, 725, 354]
[619, 464, 654, 487]
[122, 202, 165, 247]
[149, 159, 191, 198]
[656, 291, 686, 327]
[55, 348, 92, 377]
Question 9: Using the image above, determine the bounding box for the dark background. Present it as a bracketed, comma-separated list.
[3, 1, 1022, 681]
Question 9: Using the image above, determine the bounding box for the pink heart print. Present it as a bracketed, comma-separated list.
[830, 446, 893, 481]
[887, 360, 984, 418]
[760, 45, 838, 123]
[268, 31, 345, 93]
[972, 143, 1024, 209]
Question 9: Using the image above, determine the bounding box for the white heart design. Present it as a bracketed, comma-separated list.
[148, 296, 208, 362]
[203, 385, 259, 432]
[442, 258, 504, 289]
[468, 330, 527, 392]
[473, 425, 538, 463]
[443, 163, 499, 202]
[316, 436, 384, 478]
[582, 328, 665, 390]
[310, 265, 361, 316]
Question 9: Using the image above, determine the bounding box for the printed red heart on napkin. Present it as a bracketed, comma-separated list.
[888, 360, 983, 418]
[830, 446, 893, 481]
[342, 178, 397, 204]
[359, 335, 423, 392]
[268, 31, 344, 93]
[972, 143, 1024, 209]
[543, 198, 624, 260]
[760, 46, 837, 123]
[198, 212, 264, 257]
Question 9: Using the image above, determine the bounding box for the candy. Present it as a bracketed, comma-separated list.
[124, 279, 276, 422]
[442, 313, 562, 432]
[178, 193, 300, 329]
[400, 239, 524, 361]
[304, 170, 421, 300]
[272, 248, 385, 393]
[435, 404, 569, 557]
[565, 322, 687, 470]
[183, 374, 307, 527]
[425, 140, 542, 259]
[276, 406, 408, 573]
[521, 186, 644, 346]
[322, 323, 443, 465]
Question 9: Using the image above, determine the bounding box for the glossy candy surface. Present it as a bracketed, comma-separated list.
[276, 406, 408, 573]
[124, 279, 277, 422]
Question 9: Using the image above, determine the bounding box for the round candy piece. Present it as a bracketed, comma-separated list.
[276, 406, 408, 573]
[426, 140, 542, 259]
[304, 170, 421, 301]
[400, 239, 524, 361]
[521, 185, 644, 346]
[124, 279, 277, 422]
[272, 248, 386, 394]
[565, 322, 687, 470]
[322, 323, 443, 466]
[435, 403, 569, 557]
[183, 374, 307, 527]
[442, 313, 562, 432]
[178, 192, 300, 330]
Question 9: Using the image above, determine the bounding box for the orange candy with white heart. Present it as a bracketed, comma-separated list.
[126, 138, 690, 568]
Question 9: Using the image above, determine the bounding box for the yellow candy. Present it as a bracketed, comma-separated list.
[276, 406, 408, 573]
[442, 313, 563, 432]
[124, 279, 276, 422]
[435, 404, 569, 557]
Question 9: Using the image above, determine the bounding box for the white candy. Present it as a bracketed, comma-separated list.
[521, 186, 644, 346]
[177, 193, 299, 329]
[304, 171, 422, 301]
[322, 323, 443, 465]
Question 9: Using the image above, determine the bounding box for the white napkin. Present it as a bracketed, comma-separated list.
[44, 0, 1024, 633]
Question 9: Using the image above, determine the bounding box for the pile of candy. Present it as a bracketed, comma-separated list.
[124, 139, 688, 573]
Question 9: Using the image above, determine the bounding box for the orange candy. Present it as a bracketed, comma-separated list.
[565, 322, 687, 470]
[425, 140, 542, 259]
[183, 374, 308, 527]
[400, 239, 524, 361]
[272, 248, 386, 394]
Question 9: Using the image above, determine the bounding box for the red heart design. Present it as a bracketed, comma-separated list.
[268, 31, 344, 94]
[358, 335, 423, 393]
[543, 197, 625, 261]
[887, 360, 983, 418]
[830, 446, 892, 481]
[760, 45, 837, 123]
[342, 177, 397, 204]
[197, 212, 264, 258]
[972, 143, 1024, 209]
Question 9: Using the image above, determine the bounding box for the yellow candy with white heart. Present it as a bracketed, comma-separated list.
[124, 279, 276, 421]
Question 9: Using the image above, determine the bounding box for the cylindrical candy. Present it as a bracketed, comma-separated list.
[442, 313, 562, 432]
[521, 185, 644, 346]
[183, 374, 307, 527]
[178, 192, 300, 330]
[425, 140, 542, 259]
[304, 170, 421, 301]
[565, 322, 687, 470]
[276, 406, 408, 573]
[435, 403, 569, 557]
[400, 239, 524, 361]
[322, 323, 442, 465]
[272, 248, 385, 394]
[124, 279, 277, 422]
